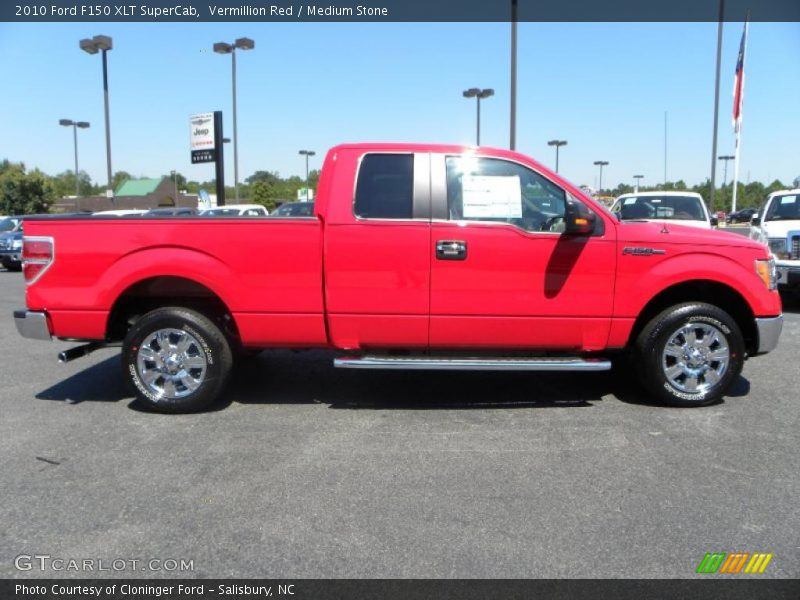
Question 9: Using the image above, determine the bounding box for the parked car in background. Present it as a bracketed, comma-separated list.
[610, 191, 715, 229]
[0, 216, 23, 234]
[750, 189, 800, 292]
[726, 207, 757, 224]
[199, 204, 268, 217]
[145, 207, 198, 217]
[93, 209, 149, 217]
[0, 230, 23, 271]
[270, 201, 315, 217]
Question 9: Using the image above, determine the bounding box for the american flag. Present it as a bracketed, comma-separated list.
[732, 20, 748, 133]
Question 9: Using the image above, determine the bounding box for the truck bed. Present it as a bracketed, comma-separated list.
[23, 217, 328, 347]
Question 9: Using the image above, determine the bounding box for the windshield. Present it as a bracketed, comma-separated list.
[613, 195, 706, 221]
[765, 194, 800, 221]
[0, 218, 20, 232]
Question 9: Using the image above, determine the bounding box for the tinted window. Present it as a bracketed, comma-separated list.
[275, 203, 314, 217]
[354, 154, 414, 219]
[613, 195, 705, 221]
[445, 156, 567, 232]
[765, 195, 800, 221]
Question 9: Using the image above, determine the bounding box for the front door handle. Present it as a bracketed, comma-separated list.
[436, 240, 467, 260]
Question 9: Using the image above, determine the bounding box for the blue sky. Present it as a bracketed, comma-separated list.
[1, 21, 798, 191]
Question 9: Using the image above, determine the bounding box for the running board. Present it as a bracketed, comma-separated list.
[333, 355, 612, 371]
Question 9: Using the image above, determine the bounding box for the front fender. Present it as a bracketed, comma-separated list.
[614, 251, 781, 318]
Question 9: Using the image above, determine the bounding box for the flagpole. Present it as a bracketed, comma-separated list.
[731, 15, 749, 214]
[731, 127, 742, 213]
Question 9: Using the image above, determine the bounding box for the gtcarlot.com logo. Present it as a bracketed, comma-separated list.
[14, 554, 194, 572]
[696, 552, 773, 574]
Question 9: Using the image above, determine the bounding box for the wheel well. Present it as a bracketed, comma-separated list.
[628, 280, 757, 354]
[106, 276, 240, 344]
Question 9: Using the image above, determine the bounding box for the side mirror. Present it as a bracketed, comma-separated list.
[564, 200, 597, 235]
[710, 216, 719, 227]
[751, 215, 760, 226]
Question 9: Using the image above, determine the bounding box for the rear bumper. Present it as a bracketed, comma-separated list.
[14, 310, 51, 341]
[755, 315, 783, 354]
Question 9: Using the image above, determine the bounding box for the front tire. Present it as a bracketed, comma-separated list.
[122, 307, 233, 413]
[634, 302, 744, 407]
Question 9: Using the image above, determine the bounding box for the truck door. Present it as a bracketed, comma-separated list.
[429, 153, 616, 351]
[323, 151, 431, 349]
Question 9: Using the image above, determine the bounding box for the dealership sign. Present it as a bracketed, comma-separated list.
[190, 112, 216, 163]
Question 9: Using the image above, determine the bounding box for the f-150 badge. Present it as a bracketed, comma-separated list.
[623, 247, 666, 256]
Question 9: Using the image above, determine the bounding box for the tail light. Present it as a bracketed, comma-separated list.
[22, 236, 54, 284]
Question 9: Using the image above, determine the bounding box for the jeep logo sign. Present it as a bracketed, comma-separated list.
[190, 112, 215, 164]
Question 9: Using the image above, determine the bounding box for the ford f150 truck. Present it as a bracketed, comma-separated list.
[14, 144, 783, 412]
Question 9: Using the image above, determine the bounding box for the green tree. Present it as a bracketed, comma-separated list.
[112, 170, 133, 192]
[0, 164, 55, 214]
[51, 170, 94, 198]
[250, 181, 279, 212]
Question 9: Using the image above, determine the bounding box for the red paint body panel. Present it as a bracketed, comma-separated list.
[20, 143, 780, 354]
[47, 310, 107, 340]
[429, 221, 616, 348]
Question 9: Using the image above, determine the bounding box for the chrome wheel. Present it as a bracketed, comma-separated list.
[661, 322, 730, 394]
[136, 328, 208, 399]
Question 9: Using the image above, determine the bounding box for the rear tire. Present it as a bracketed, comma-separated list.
[122, 307, 233, 413]
[634, 302, 744, 407]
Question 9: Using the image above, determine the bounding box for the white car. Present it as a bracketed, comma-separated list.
[199, 204, 269, 217]
[610, 191, 715, 229]
[93, 209, 149, 217]
[750, 189, 800, 291]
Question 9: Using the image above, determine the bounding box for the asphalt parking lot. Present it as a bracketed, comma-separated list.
[1, 268, 798, 579]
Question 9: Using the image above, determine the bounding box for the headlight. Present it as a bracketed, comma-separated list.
[11, 239, 22, 250]
[755, 257, 778, 291]
[767, 238, 788, 259]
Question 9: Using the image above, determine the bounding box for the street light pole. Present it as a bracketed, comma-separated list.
[593, 161, 609, 193]
[547, 140, 567, 173]
[463, 88, 494, 145]
[214, 37, 255, 203]
[59, 119, 90, 197]
[79, 35, 113, 202]
[171, 170, 178, 204]
[633, 174, 644, 193]
[510, 0, 517, 150]
[299, 150, 316, 201]
[718, 155, 735, 188]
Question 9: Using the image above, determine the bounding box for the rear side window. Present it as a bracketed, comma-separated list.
[354, 154, 414, 219]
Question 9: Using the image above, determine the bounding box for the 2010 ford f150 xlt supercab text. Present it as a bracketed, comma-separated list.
[14, 144, 783, 412]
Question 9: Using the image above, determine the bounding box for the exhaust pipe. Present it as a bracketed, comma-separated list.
[58, 342, 105, 363]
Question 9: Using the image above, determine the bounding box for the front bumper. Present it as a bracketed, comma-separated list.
[14, 310, 52, 341]
[775, 263, 800, 288]
[0, 250, 21, 265]
[755, 315, 783, 354]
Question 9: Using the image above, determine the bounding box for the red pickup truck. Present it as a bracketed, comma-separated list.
[14, 143, 783, 412]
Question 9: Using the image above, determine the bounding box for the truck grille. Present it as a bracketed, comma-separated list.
[0, 240, 8, 251]
[792, 235, 800, 260]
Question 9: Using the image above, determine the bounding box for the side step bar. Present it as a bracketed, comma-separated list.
[334, 355, 612, 371]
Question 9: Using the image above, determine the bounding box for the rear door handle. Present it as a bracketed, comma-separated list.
[436, 240, 467, 260]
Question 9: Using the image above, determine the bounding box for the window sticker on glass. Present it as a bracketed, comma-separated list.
[780, 196, 797, 204]
[462, 175, 522, 219]
[623, 198, 636, 205]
